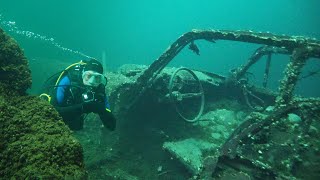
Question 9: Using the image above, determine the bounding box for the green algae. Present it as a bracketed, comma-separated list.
[0, 28, 31, 96]
[0, 28, 87, 179]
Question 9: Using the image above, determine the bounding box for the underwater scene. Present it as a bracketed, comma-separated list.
[1, 0, 320, 179]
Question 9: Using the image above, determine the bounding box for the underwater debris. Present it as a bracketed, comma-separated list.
[204, 37, 216, 43]
[276, 48, 309, 106]
[108, 29, 320, 179]
[118, 29, 320, 111]
[229, 46, 289, 83]
[263, 53, 272, 87]
[163, 138, 216, 175]
[188, 41, 200, 55]
[221, 98, 320, 155]
[213, 98, 320, 178]
[168, 67, 205, 122]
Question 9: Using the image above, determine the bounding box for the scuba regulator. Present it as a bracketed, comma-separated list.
[81, 84, 105, 103]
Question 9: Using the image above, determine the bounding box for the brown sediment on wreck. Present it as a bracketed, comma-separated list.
[0, 28, 86, 179]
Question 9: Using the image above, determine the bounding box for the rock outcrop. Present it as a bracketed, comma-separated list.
[0, 28, 87, 179]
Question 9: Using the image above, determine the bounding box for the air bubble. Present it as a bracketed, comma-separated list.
[0, 15, 94, 59]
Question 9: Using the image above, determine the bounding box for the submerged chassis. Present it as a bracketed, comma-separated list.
[107, 29, 320, 179]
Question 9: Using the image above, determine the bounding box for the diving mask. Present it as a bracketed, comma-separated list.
[82, 70, 106, 87]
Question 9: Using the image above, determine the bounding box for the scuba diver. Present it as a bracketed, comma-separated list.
[40, 59, 116, 131]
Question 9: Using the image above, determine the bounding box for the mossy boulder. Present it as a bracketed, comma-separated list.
[0, 28, 31, 96]
[0, 96, 87, 179]
[0, 28, 87, 178]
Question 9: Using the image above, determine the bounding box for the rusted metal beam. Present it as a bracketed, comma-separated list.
[263, 53, 272, 88]
[122, 30, 320, 109]
[220, 97, 320, 158]
[275, 47, 309, 107]
[144, 29, 320, 87]
[229, 46, 289, 82]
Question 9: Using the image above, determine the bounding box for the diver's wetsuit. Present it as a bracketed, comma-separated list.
[54, 75, 116, 131]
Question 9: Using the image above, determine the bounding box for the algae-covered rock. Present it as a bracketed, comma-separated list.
[0, 28, 31, 96]
[0, 28, 87, 179]
[0, 96, 86, 179]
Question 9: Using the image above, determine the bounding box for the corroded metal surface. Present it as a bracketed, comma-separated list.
[229, 46, 289, 82]
[121, 29, 320, 110]
[202, 97, 320, 178]
[276, 48, 309, 106]
[115, 29, 320, 179]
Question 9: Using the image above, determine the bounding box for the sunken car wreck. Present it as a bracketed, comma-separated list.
[1, 28, 320, 179]
[104, 29, 320, 179]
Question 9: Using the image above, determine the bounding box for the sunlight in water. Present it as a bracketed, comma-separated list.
[0, 14, 94, 59]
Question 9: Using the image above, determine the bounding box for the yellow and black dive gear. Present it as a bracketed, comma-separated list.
[39, 60, 87, 103]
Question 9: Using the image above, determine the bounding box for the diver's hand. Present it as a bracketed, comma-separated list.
[99, 109, 116, 131]
[82, 101, 105, 113]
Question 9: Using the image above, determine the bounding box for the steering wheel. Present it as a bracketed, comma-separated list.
[168, 67, 205, 122]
